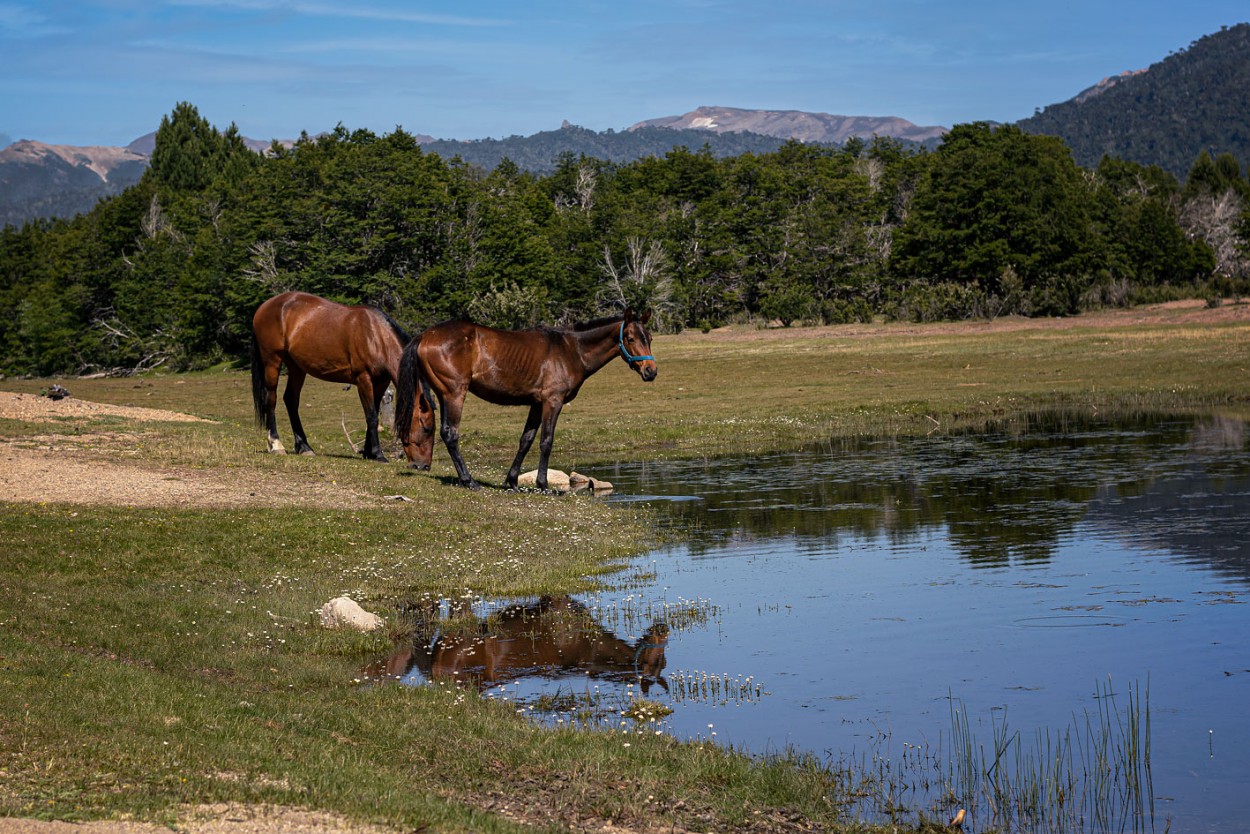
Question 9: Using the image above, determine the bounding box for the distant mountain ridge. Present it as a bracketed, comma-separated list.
[1017, 22, 1250, 178]
[0, 131, 298, 227]
[5, 21, 1249, 226]
[629, 105, 947, 145]
[0, 115, 913, 226]
[1071, 69, 1148, 104]
[0, 139, 148, 226]
[418, 122, 793, 174]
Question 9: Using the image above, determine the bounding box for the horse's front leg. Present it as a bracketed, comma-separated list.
[356, 373, 388, 462]
[505, 404, 543, 490]
[535, 400, 565, 492]
[282, 367, 314, 455]
[440, 393, 479, 489]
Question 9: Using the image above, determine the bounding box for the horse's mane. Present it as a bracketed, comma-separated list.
[377, 309, 411, 345]
[571, 314, 623, 332]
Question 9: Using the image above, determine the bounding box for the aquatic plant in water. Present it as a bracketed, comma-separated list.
[836, 677, 1153, 833]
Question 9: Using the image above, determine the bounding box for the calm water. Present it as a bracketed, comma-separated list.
[377, 413, 1250, 832]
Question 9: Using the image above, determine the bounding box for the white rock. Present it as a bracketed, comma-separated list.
[516, 469, 571, 491]
[319, 596, 385, 632]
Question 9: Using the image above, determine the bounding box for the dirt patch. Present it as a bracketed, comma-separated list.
[701, 298, 1250, 341]
[0, 804, 401, 834]
[0, 392, 374, 509]
[0, 391, 213, 424]
[0, 444, 379, 508]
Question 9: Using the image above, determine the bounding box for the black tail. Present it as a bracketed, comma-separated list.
[395, 336, 424, 442]
[249, 330, 268, 427]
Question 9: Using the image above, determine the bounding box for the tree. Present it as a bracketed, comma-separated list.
[892, 123, 1103, 315]
[148, 102, 225, 193]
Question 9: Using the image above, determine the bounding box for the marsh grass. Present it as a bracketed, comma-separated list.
[835, 680, 1154, 834]
[1, 308, 1244, 832]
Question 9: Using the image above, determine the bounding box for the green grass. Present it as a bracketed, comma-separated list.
[0, 305, 1246, 832]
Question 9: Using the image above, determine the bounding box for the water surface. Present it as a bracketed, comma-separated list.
[378, 413, 1250, 832]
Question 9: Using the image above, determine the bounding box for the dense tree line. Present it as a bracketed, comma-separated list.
[1, 103, 1247, 377]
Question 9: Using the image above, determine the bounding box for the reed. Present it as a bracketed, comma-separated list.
[837, 678, 1154, 833]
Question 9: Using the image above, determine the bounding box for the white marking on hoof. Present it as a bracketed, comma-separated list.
[267, 438, 286, 454]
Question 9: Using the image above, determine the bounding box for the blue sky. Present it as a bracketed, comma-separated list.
[1, 1, 1245, 148]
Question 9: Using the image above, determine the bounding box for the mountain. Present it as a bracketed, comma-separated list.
[1017, 22, 1250, 178]
[418, 122, 791, 173]
[630, 105, 947, 145]
[124, 130, 288, 156]
[7, 21, 1249, 226]
[0, 140, 148, 227]
[0, 132, 300, 228]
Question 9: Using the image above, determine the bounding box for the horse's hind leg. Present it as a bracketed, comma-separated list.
[505, 404, 542, 490]
[261, 357, 286, 454]
[356, 373, 388, 462]
[282, 366, 314, 455]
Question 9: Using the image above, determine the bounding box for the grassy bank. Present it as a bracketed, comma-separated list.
[1, 303, 1247, 832]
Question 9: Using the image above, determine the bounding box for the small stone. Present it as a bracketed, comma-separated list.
[319, 596, 385, 632]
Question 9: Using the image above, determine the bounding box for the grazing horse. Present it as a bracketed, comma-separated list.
[366, 595, 669, 694]
[395, 310, 657, 490]
[250, 291, 435, 464]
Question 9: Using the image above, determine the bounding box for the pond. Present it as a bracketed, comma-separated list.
[372, 413, 1250, 833]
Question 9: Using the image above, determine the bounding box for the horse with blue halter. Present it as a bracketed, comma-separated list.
[250, 291, 435, 464]
[395, 310, 657, 490]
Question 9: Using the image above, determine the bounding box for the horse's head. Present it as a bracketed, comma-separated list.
[400, 376, 437, 470]
[635, 621, 669, 694]
[619, 309, 658, 382]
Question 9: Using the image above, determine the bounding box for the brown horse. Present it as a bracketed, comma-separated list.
[250, 291, 435, 464]
[366, 595, 669, 694]
[395, 310, 657, 490]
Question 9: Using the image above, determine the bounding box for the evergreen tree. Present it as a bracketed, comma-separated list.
[892, 123, 1102, 314]
[148, 102, 224, 193]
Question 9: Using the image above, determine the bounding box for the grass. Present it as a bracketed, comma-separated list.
[0, 303, 1246, 832]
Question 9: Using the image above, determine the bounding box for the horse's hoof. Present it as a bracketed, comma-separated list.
[298, 449, 316, 456]
[463, 480, 481, 491]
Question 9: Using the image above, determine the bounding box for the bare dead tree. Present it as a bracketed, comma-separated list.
[598, 237, 677, 331]
[554, 162, 597, 212]
[1180, 189, 1247, 280]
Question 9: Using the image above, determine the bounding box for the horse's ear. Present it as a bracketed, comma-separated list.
[640, 309, 652, 325]
[623, 308, 635, 323]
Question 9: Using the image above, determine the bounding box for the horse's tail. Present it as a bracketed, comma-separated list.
[394, 334, 423, 442]
[249, 328, 268, 428]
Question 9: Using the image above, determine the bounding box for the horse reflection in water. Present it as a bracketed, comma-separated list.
[368, 596, 669, 694]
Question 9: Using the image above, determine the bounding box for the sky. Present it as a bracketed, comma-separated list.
[1, 1, 1246, 149]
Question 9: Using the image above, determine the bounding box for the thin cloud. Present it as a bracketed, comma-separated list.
[0, 2, 68, 36]
[168, 0, 511, 27]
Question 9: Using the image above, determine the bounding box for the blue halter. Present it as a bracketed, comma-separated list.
[618, 320, 654, 365]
